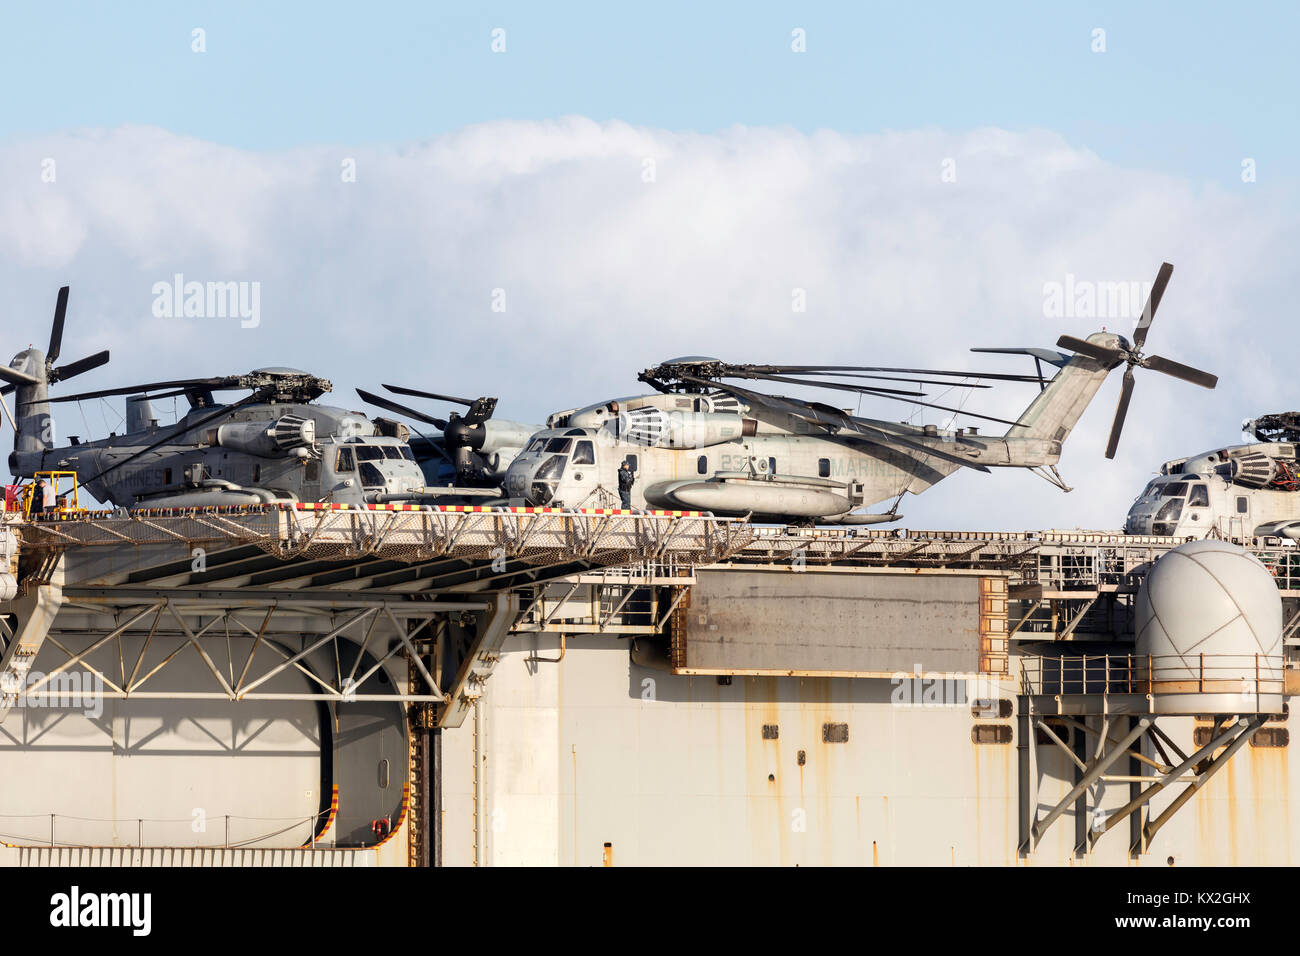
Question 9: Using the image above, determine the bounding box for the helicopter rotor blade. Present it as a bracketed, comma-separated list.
[47, 286, 69, 364]
[461, 397, 499, 426]
[1056, 335, 1125, 365]
[41, 377, 235, 405]
[682, 375, 990, 474]
[52, 350, 110, 382]
[1132, 262, 1173, 350]
[833, 427, 991, 474]
[729, 368, 993, 389]
[712, 370, 1019, 428]
[1105, 367, 1137, 460]
[736, 364, 1039, 384]
[1141, 354, 1218, 390]
[382, 384, 476, 407]
[969, 347, 1071, 367]
[787, 399, 992, 474]
[807, 409, 991, 474]
[0, 366, 39, 388]
[406, 428, 454, 466]
[129, 387, 200, 400]
[356, 388, 449, 429]
[729, 370, 926, 398]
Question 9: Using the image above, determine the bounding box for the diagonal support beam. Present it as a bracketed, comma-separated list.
[1031, 716, 1150, 844]
[167, 605, 237, 698]
[238, 607, 375, 696]
[25, 604, 160, 696]
[1088, 716, 1262, 851]
[1140, 716, 1266, 850]
[1036, 719, 1087, 773]
[382, 607, 444, 702]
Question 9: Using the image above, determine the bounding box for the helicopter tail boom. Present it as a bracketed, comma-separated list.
[4, 350, 53, 475]
[1001, 331, 1120, 447]
[4, 286, 111, 477]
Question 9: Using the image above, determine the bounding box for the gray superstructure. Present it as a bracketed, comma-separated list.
[2, 505, 1296, 865]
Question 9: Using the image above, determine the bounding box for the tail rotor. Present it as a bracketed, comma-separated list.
[1055, 263, 1217, 459]
[1, 286, 110, 399]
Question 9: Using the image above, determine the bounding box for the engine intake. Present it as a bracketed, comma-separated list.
[214, 415, 317, 457]
[1230, 453, 1276, 489]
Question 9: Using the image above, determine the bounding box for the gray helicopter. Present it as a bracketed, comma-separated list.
[1124, 412, 1300, 541]
[355, 385, 540, 489]
[503, 263, 1218, 523]
[2, 287, 433, 509]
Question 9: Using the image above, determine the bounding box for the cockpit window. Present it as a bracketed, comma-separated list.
[359, 462, 385, 488]
[399, 446, 416, 461]
[336, 448, 355, 472]
[1160, 482, 1189, 498]
[544, 438, 573, 454]
[527, 438, 546, 453]
[381, 445, 403, 460]
[1156, 499, 1183, 521]
[356, 445, 384, 461]
[535, 456, 566, 481]
[573, 441, 595, 465]
[1189, 484, 1209, 507]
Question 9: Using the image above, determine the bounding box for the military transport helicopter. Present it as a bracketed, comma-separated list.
[355, 385, 540, 488]
[1124, 412, 1300, 541]
[2, 287, 436, 509]
[503, 263, 1218, 523]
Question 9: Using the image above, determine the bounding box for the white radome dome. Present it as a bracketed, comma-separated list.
[1136, 539, 1283, 711]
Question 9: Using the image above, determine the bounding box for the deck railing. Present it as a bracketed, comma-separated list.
[1020, 653, 1286, 698]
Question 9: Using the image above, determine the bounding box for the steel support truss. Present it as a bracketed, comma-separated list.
[1019, 708, 1268, 858]
[12, 590, 516, 728]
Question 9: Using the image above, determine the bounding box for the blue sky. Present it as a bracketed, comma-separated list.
[0, 2, 1295, 527]
[1, 1, 1295, 184]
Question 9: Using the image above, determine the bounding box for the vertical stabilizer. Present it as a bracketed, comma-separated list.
[1005, 332, 1122, 442]
[3, 286, 110, 477]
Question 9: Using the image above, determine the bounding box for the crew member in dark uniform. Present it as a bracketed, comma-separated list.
[617, 460, 635, 509]
[34, 477, 52, 517]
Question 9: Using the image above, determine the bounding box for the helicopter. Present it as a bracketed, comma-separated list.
[1124, 412, 1300, 541]
[2, 287, 438, 509]
[502, 263, 1218, 523]
[355, 385, 540, 488]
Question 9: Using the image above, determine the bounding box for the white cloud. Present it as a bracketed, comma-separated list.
[1, 119, 1295, 528]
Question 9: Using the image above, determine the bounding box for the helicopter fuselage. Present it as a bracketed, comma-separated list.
[1124, 441, 1300, 541]
[503, 388, 1073, 522]
[12, 398, 427, 509]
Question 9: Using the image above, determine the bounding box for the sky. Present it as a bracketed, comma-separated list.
[0, 2, 1296, 528]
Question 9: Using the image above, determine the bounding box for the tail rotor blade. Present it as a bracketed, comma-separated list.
[1056, 335, 1124, 365]
[1133, 262, 1173, 349]
[1105, 368, 1137, 459]
[53, 350, 110, 382]
[48, 286, 69, 363]
[1142, 354, 1218, 390]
